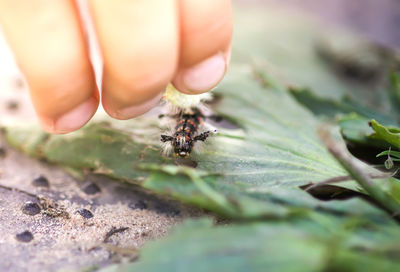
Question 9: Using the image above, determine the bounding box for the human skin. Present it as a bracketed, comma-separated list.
[0, 0, 232, 134]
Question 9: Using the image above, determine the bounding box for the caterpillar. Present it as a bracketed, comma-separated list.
[160, 85, 216, 158]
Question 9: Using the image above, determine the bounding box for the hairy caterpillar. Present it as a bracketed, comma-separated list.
[159, 85, 217, 158]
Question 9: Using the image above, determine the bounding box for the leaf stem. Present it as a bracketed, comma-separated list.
[305, 173, 393, 192]
[318, 127, 400, 219]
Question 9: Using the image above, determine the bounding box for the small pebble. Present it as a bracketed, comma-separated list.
[76, 208, 93, 219]
[83, 182, 101, 195]
[32, 175, 49, 188]
[0, 147, 6, 158]
[22, 201, 41, 216]
[6, 100, 19, 111]
[129, 200, 147, 210]
[12, 77, 25, 90]
[155, 204, 180, 217]
[16, 231, 33, 243]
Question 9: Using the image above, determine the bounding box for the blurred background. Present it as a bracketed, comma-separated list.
[238, 0, 400, 48]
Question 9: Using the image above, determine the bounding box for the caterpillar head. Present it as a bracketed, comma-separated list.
[173, 134, 193, 158]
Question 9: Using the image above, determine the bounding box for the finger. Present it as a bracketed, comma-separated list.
[0, 0, 99, 134]
[172, 0, 232, 94]
[89, 0, 179, 120]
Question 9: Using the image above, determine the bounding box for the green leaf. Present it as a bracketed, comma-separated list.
[377, 150, 400, 159]
[100, 218, 400, 272]
[5, 125, 48, 157]
[7, 63, 376, 219]
[5, 23, 398, 220]
[290, 82, 400, 150]
[290, 88, 397, 126]
[370, 119, 400, 150]
[337, 114, 390, 148]
[377, 148, 399, 169]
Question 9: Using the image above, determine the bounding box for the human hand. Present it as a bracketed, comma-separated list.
[0, 0, 232, 134]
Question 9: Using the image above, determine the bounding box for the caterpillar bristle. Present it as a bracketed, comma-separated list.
[159, 84, 217, 158]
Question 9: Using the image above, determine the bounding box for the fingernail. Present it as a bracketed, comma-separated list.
[111, 93, 162, 120]
[181, 53, 226, 93]
[52, 97, 98, 134]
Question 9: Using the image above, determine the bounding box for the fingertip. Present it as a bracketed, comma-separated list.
[90, 0, 178, 116]
[103, 92, 162, 120]
[173, 52, 227, 94]
[39, 95, 99, 134]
